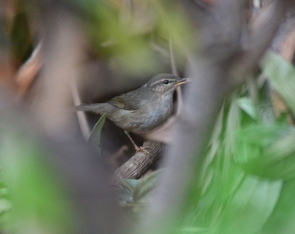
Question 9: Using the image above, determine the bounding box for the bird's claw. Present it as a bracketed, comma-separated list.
[135, 145, 150, 155]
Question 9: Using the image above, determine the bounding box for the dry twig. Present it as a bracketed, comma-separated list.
[113, 141, 164, 186]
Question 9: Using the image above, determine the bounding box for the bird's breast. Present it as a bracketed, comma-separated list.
[107, 93, 174, 135]
[134, 94, 173, 133]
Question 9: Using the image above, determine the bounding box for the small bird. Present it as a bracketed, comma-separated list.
[74, 73, 189, 148]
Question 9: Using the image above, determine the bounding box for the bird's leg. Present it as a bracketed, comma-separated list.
[124, 130, 149, 154]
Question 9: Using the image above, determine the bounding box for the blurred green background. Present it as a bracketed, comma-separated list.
[1, 0, 295, 234]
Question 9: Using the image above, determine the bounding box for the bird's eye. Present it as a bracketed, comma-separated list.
[163, 80, 169, 84]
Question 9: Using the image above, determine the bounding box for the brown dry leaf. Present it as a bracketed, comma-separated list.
[15, 43, 43, 97]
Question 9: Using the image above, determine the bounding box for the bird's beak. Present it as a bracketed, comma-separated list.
[176, 77, 192, 86]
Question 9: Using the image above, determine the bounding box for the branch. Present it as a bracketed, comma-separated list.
[113, 141, 164, 187]
[33, 5, 124, 233]
[71, 79, 92, 140]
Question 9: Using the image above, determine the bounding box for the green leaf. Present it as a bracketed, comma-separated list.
[0, 130, 73, 233]
[216, 175, 282, 234]
[119, 171, 160, 209]
[116, 187, 133, 204]
[122, 179, 138, 194]
[188, 153, 281, 234]
[180, 227, 212, 234]
[118, 180, 140, 210]
[261, 51, 295, 115]
[0, 199, 11, 214]
[132, 170, 160, 203]
[259, 178, 295, 234]
[88, 113, 106, 147]
[235, 124, 289, 150]
[235, 124, 295, 180]
[237, 97, 258, 120]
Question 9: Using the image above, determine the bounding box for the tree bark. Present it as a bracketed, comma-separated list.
[113, 141, 164, 186]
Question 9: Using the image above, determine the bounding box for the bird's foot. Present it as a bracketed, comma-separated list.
[134, 145, 150, 155]
[124, 130, 150, 154]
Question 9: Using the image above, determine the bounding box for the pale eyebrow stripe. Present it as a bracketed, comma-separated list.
[150, 78, 175, 87]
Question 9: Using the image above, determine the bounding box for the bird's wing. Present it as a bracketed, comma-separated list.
[108, 93, 139, 111]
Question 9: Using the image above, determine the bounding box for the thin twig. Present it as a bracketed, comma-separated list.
[71, 79, 91, 140]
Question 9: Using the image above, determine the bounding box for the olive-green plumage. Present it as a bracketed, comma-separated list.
[74, 73, 189, 135]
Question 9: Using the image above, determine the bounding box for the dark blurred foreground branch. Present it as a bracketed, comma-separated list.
[134, 1, 294, 233]
[28, 4, 126, 234]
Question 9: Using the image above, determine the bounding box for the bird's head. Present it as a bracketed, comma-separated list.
[146, 73, 190, 94]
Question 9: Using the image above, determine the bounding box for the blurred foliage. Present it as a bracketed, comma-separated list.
[1, 0, 192, 232]
[117, 170, 160, 215]
[0, 117, 73, 233]
[0, 169, 11, 232]
[117, 52, 295, 234]
[177, 53, 295, 234]
[2, 0, 295, 233]
[67, 0, 192, 77]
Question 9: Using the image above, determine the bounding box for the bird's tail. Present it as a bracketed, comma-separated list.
[71, 103, 106, 114]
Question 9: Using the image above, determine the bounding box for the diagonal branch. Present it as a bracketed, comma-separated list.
[113, 141, 164, 187]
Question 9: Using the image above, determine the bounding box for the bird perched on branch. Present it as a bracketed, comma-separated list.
[73, 73, 189, 149]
